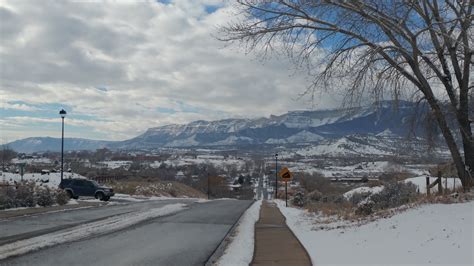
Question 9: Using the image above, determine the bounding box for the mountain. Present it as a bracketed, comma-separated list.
[6, 101, 432, 153]
[111, 100, 427, 150]
[5, 137, 113, 153]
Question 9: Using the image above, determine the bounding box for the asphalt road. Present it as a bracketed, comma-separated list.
[256, 175, 270, 200]
[1, 199, 252, 266]
[0, 198, 194, 244]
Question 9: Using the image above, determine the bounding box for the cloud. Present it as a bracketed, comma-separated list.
[1, 102, 40, 111]
[0, 0, 341, 142]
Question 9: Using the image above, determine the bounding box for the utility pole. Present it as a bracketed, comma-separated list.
[275, 153, 278, 199]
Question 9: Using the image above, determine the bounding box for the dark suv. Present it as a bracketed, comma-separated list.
[59, 179, 114, 201]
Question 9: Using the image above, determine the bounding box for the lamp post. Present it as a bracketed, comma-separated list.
[275, 153, 278, 199]
[59, 109, 67, 182]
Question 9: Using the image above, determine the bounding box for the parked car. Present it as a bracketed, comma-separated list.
[59, 178, 114, 201]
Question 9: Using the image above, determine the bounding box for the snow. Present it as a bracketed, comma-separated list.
[11, 158, 52, 164]
[165, 135, 200, 147]
[266, 130, 324, 144]
[343, 186, 384, 199]
[0, 203, 188, 260]
[296, 137, 391, 157]
[1, 171, 88, 188]
[210, 135, 254, 146]
[277, 200, 474, 265]
[217, 200, 262, 266]
[404, 175, 462, 194]
[97, 160, 132, 169]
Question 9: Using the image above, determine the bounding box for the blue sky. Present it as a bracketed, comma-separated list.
[0, 0, 341, 143]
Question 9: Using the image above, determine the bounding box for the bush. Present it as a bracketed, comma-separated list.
[36, 187, 54, 207]
[355, 200, 375, 215]
[0, 185, 16, 209]
[305, 189, 323, 202]
[292, 190, 305, 207]
[55, 189, 69, 205]
[15, 182, 36, 207]
[349, 191, 372, 205]
[322, 194, 347, 204]
[370, 182, 418, 210]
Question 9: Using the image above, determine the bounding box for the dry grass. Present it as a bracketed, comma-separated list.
[305, 201, 355, 220]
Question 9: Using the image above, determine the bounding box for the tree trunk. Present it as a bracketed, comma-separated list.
[425, 95, 470, 191]
[460, 122, 474, 187]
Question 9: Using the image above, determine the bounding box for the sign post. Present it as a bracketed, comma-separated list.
[278, 167, 293, 207]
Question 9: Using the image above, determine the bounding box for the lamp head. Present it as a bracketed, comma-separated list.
[59, 109, 67, 118]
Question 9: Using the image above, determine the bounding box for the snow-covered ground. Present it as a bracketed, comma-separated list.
[154, 157, 245, 170]
[283, 160, 431, 179]
[343, 186, 384, 199]
[217, 200, 262, 266]
[97, 160, 132, 169]
[0, 203, 188, 260]
[404, 176, 462, 194]
[277, 200, 474, 266]
[1, 171, 87, 188]
[11, 158, 52, 164]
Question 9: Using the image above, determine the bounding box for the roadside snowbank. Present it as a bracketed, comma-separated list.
[216, 200, 262, 266]
[277, 200, 473, 265]
[0, 203, 187, 260]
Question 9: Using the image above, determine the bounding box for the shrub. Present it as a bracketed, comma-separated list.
[305, 189, 323, 202]
[36, 187, 54, 207]
[15, 182, 36, 207]
[292, 190, 305, 207]
[322, 194, 347, 204]
[349, 191, 372, 205]
[0, 185, 16, 209]
[355, 200, 375, 215]
[370, 182, 418, 210]
[55, 189, 69, 205]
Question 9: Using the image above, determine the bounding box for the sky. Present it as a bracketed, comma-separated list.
[0, 0, 343, 143]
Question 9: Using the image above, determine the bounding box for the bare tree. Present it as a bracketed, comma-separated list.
[219, 0, 473, 190]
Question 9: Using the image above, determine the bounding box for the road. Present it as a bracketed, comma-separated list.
[256, 175, 270, 200]
[1, 199, 252, 265]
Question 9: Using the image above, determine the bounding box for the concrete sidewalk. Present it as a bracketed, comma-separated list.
[252, 200, 311, 266]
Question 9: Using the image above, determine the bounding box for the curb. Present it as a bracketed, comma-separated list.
[205, 200, 255, 266]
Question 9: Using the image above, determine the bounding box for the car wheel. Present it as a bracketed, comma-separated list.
[95, 192, 104, 201]
[66, 190, 73, 199]
[103, 196, 110, 201]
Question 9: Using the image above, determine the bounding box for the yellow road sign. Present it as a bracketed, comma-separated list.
[278, 167, 293, 181]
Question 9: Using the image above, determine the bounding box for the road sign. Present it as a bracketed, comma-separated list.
[278, 167, 293, 207]
[278, 167, 293, 181]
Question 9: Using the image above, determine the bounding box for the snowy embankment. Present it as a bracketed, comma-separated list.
[0, 203, 187, 260]
[403, 176, 462, 194]
[343, 186, 384, 199]
[216, 200, 262, 266]
[1, 171, 87, 188]
[343, 175, 463, 200]
[276, 200, 473, 265]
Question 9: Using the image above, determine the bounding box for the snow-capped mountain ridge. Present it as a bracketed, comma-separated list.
[6, 101, 431, 152]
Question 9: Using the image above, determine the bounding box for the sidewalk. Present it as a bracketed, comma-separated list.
[252, 200, 311, 265]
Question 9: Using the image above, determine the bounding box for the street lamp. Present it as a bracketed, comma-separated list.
[59, 109, 67, 182]
[275, 153, 278, 199]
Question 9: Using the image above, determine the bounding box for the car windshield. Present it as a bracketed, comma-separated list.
[90, 180, 100, 187]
